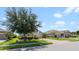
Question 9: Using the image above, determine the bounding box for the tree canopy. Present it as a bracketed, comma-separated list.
[6, 7, 41, 35]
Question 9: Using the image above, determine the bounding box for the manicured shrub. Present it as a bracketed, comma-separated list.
[33, 35, 39, 39]
[42, 33, 48, 38]
[27, 36, 33, 40]
[71, 35, 77, 38]
[6, 32, 17, 40]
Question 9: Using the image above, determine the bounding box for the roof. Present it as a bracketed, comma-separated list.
[46, 30, 70, 35]
[0, 28, 8, 33]
[0, 33, 7, 40]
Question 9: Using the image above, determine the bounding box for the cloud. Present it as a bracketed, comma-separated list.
[53, 13, 63, 18]
[0, 17, 6, 21]
[70, 21, 76, 25]
[70, 21, 79, 26]
[63, 7, 76, 14]
[62, 28, 68, 30]
[63, 7, 79, 14]
[42, 22, 47, 26]
[53, 7, 76, 18]
[2, 18, 6, 20]
[76, 27, 79, 30]
[54, 21, 65, 26]
[56, 28, 68, 31]
[53, 7, 79, 18]
[74, 8, 79, 13]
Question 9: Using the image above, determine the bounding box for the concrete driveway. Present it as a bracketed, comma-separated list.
[36, 39, 79, 51]
[0, 40, 6, 42]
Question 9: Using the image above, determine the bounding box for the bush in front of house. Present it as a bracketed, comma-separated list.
[33, 35, 39, 39]
[70, 35, 77, 38]
[6, 32, 17, 40]
[20, 35, 39, 41]
[27, 36, 33, 40]
[42, 33, 48, 38]
[27, 35, 39, 40]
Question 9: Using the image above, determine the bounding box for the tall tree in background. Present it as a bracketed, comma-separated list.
[76, 30, 79, 35]
[6, 7, 41, 40]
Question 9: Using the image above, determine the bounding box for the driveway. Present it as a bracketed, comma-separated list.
[0, 40, 6, 42]
[36, 39, 79, 51]
[8, 39, 79, 51]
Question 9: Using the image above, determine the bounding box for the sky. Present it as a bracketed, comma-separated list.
[0, 7, 79, 32]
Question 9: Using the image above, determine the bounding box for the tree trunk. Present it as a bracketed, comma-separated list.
[23, 34, 26, 41]
[32, 33, 34, 39]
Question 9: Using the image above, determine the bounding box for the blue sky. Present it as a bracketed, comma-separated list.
[0, 7, 79, 32]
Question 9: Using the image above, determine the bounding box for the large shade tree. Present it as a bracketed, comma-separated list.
[6, 7, 41, 40]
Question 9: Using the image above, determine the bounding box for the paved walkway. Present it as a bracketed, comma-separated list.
[0, 40, 6, 42]
[7, 39, 79, 51]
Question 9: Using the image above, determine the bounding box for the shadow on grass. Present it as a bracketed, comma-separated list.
[0, 41, 52, 51]
[8, 45, 47, 51]
[0, 39, 53, 51]
[0, 43, 49, 51]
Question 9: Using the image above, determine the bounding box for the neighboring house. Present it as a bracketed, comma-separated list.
[0, 28, 8, 40]
[33, 30, 43, 38]
[46, 30, 71, 38]
[24, 30, 44, 38]
[0, 33, 7, 40]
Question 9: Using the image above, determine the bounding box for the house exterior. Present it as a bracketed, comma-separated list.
[46, 30, 71, 38]
[33, 31, 43, 38]
[0, 33, 7, 40]
[0, 28, 8, 40]
[21, 30, 44, 39]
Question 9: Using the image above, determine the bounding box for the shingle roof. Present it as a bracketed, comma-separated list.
[46, 30, 70, 35]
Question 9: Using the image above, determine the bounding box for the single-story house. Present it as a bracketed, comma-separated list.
[0, 28, 8, 40]
[20, 30, 44, 39]
[46, 30, 71, 38]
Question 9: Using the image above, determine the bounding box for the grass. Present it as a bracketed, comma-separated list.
[0, 42, 51, 50]
[68, 37, 79, 42]
[0, 38, 52, 50]
[47, 37, 79, 42]
[1, 36, 79, 50]
[0, 38, 19, 45]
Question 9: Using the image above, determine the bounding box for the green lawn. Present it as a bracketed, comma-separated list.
[1, 36, 79, 50]
[0, 38, 52, 50]
[47, 37, 79, 42]
[0, 38, 19, 45]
